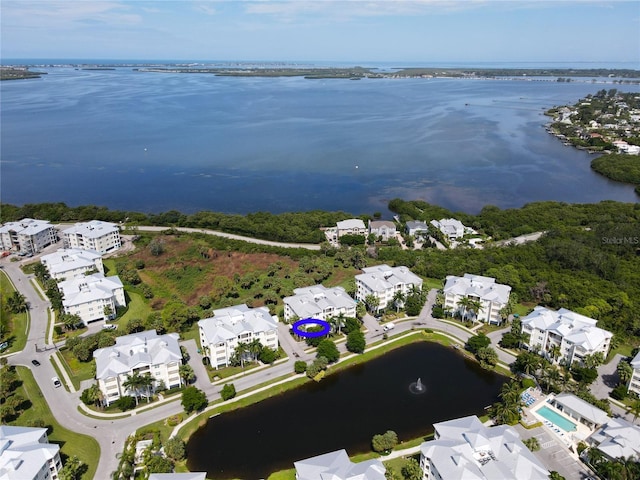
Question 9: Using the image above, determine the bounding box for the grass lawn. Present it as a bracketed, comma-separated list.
[12, 366, 100, 480]
[119, 289, 154, 325]
[0, 270, 30, 354]
[58, 349, 95, 390]
[208, 362, 261, 382]
[422, 277, 443, 291]
[513, 302, 535, 317]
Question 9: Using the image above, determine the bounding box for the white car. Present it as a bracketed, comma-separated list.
[102, 324, 117, 331]
[51, 377, 61, 388]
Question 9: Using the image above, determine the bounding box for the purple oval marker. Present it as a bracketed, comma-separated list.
[291, 318, 331, 338]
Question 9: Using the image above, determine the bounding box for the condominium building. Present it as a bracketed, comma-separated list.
[40, 248, 104, 281]
[294, 449, 385, 480]
[418, 415, 549, 480]
[0, 425, 62, 480]
[199, 304, 279, 369]
[283, 285, 356, 322]
[628, 350, 640, 396]
[588, 416, 640, 461]
[521, 307, 613, 365]
[59, 273, 126, 325]
[0, 218, 57, 254]
[61, 220, 121, 254]
[355, 264, 422, 312]
[336, 219, 366, 237]
[443, 274, 511, 325]
[93, 330, 183, 406]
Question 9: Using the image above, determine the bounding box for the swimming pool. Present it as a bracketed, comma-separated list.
[537, 406, 577, 432]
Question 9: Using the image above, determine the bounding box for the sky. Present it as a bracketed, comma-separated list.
[1, 0, 639, 65]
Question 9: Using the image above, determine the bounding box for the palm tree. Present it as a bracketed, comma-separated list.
[233, 342, 250, 368]
[499, 380, 521, 405]
[468, 299, 484, 324]
[139, 374, 154, 403]
[329, 313, 346, 335]
[179, 364, 195, 385]
[457, 297, 473, 322]
[123, 372, 145, 405]
[443, 305, 453, 318]
[248, 339, 263, 362]
[364, 294, 380, 314]
[392, 291, 405, 313]
[548, 344, 561, 363]
[627, 399, 640, 425]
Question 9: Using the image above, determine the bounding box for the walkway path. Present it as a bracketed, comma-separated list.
[134, 225, 321, 250]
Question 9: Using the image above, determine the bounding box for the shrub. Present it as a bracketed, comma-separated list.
[521, 378, 536, 389]
[371, 430, 398, 453]
[316, 339, 340, 363]
[221, 383, 236, 401]
[258, 346, 278, 364]
[164, 437, 186, 461]
[114, 396, 136, 411]
[346, 330, 366, 354]
[294, 361, 307, 374]
[465, 334, 491, 354]
[181, 386, 208, 413]
[166, 414, 183, 427]
[611, 384, 628, 401]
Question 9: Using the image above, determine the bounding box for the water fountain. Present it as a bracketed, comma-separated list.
[409, 377, 426, 394]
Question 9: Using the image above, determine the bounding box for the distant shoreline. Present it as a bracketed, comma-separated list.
[2, 64, 640, 82]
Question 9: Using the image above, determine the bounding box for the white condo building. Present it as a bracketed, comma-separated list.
[588, 416, 640, 461]
[61, 220, 121, 254]
[355, 264, 423, 312]
[40, 248, 104, 281]
[419, 415, 549, 480]
[284, 285, 356, 322]
[368, 220, 397, 242]
[0, 425, 62, 480]
[0, 219, 57, 254]
[294, 449, 385, 480]
[521, 307, 613, 365]
[627, 350, 640, 396]
[443, 274, 511, 325]
[199, 304, 279, 369]
[93, 330, 183, 406]
[59, 273, 126, 325]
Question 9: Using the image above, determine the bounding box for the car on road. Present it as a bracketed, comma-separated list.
[31, 359, 41, 366]
[51, 377, 61, 388]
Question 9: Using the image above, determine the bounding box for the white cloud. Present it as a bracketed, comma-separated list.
[1, 1, 142, 28]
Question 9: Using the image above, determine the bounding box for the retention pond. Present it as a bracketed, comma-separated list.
[186, 341, 507, 478]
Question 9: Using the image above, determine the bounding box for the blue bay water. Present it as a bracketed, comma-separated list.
[1, 66, 639, 215]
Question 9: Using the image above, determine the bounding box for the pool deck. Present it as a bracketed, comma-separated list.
[524, 390, 593, 450]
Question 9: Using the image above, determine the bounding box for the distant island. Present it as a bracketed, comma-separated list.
[3, 63, 640, 82]
[0, 67, 46, 80]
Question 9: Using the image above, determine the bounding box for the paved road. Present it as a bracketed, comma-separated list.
[134, 225, 321, 250]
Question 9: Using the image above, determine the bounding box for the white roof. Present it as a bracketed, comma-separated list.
[41, 248, 102, 276]
[590, 417, 640, 460]
[553, 393, 609, 426]
[198, 304, 278, 345]
[0, 218, 53, 236]
[420, 415, 549, 480]
[62, 220, 119, 239]
[294, 449, 385, 480]
[337, 219, 366, 230]
[630, 350, 640, 369]
[443, 274, 511, 304]
[284, 285, 356, 319]
[522, 307, 612, 351]
[0, 426, 59, 480]
[430, 218, 467, 236]
[93, 330, 182, 380]
[356, 264, 422, 293]
[369, 221, 396, 230]
[406, 221, 429, 231]
[59, 273, 123, 308]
